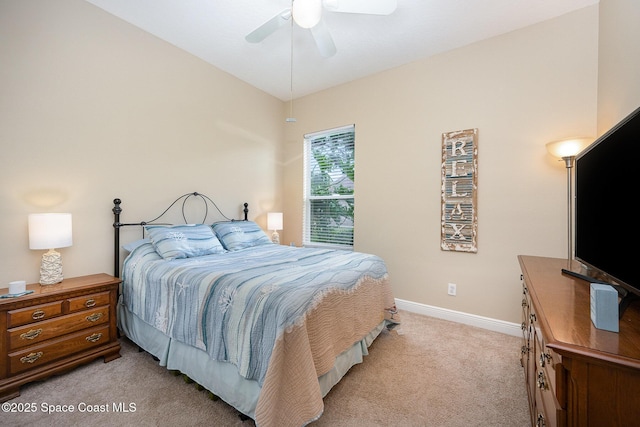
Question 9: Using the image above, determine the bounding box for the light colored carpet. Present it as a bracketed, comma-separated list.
[4, 310, 530, 426]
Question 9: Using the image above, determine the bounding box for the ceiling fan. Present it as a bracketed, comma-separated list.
[245, 0, 397, 57]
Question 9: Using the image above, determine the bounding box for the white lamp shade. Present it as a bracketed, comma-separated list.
[267, 212, 283, 231]
[292, 0, 322, 28]
[546, 138, 592, 159]
[28, 213, 73, 249]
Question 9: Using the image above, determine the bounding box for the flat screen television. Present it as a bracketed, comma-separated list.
[573, 105, 640, 314]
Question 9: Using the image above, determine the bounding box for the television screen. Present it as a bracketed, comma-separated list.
[574, 105, 640, 301]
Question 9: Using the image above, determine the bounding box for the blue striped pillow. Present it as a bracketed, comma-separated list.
[145, 224, 225, 260]
[212, 221, 272, 251]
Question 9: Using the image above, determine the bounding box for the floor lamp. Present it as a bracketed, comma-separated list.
[546, 138, 592, 264]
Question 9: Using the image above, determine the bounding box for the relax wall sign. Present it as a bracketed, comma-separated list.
[441, 128, 478, 253]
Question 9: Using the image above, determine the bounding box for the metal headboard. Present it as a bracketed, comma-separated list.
[112, 192, 248, 277]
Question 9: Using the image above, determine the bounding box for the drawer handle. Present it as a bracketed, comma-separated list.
[32, 310, 46, 320]
[20, 351, 44, 364]
[536, 413, 546, 427]
[85, 299, 96, 308]
[86, 312, 103, 322]
[536, 371, 548, 390]
[20, 328, 43, 340]
[521, 298, 528, 307]
[86, 332, 103, 343]
[539, 352, 552, 368]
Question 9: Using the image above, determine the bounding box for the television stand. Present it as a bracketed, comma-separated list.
[561, 268, 636, 318]
[620, 293, 639, 318]
[519, 256, 640, 427]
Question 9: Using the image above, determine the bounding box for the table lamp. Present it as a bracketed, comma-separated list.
[28, 213, 73, 285]
[267, 212, 283, 244]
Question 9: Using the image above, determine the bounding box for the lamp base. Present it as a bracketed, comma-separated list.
[39, 249, 63, 285]
[271, 231, 280, 244]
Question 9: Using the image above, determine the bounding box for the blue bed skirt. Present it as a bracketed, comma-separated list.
[117, 299, 386, 421]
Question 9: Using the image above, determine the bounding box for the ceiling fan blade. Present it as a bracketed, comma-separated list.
[322, 0, 397, 15]
[310, 19, 336, 58]
[245, 8, 292, 43]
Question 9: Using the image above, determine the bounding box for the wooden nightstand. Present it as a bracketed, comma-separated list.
[0, 274, 121, 402]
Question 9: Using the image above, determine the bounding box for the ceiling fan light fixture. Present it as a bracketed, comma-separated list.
[292, 0, 322, 29]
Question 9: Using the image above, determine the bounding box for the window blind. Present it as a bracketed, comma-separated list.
[303, 125, 355, 249]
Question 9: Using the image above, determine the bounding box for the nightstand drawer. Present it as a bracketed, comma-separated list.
[7, 324, 111, 376]
[68, 291, 110, 312]
[7, 301, 64, 328]
[8, 306, 110, 350]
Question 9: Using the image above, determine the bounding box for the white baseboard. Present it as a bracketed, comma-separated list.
[395, 298, 522, 337]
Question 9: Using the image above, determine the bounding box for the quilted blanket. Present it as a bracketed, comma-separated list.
[122, 242, 396, 426]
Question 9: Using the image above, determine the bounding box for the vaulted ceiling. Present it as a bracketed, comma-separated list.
[85, 0, 598, 101]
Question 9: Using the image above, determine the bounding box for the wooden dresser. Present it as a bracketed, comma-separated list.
[518, 255, 640, 426]
[0, 274, 121, 401]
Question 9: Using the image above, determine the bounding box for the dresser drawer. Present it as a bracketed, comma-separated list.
[537, 343, 560, 399]
[7, 325, 111, 376]
[68, 291, 110, 313]
[8, 306, 110, 351]
[7, 301, 64, 328]
[535, 366, 563, 427]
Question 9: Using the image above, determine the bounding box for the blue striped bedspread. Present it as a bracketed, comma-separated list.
[121, 242, 389, 385]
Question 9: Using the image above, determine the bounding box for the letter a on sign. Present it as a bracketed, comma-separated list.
[441, 128, 478, 253]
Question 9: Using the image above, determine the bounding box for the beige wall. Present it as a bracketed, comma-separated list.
[0, 1, 284, 284]
[597, 0, 640, 130]
[283, 6, 600, 323]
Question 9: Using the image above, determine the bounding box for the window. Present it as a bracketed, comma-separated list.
[303, 124, 355, 249]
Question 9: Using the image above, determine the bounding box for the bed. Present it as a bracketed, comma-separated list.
[112, 192, 398, 426]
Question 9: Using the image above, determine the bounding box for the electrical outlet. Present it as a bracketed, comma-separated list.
[448, 283, 457, 296]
